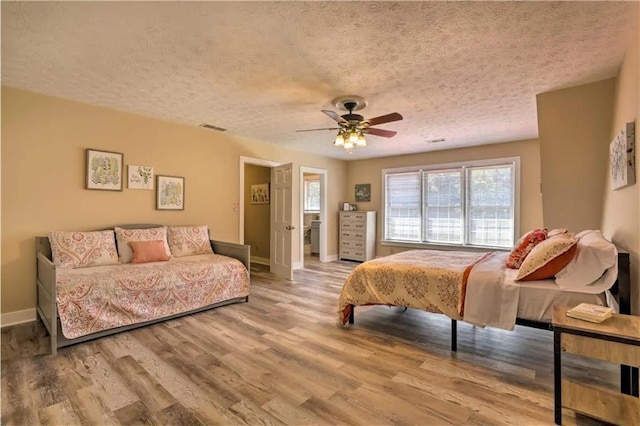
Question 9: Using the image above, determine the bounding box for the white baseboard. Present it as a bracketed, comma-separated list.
[325, 254, 338, 262]
[1, 308, 37, 328]
[293, 261, 304, 270]
[251, 256, 270, 266]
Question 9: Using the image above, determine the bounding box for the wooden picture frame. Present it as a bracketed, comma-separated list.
[85, 149, 123, 191]
[156, 175, 185, 210]
[251, 183, 269, 204]
[355, 183, 371, 202]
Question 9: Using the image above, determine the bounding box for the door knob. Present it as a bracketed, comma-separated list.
[286, 225, 296, 230]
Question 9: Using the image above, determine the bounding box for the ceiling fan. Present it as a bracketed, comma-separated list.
[296, 96, 403, 150]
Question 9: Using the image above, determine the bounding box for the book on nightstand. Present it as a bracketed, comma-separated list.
[565, 303, 614, 323]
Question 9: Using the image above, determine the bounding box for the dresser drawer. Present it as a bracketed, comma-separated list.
[340, 239, 367, 250]
[340, 230, 366, 240]
[340, 212, 367, 222]
[340, 248, 365, 261]
[340, 221, 367, 231]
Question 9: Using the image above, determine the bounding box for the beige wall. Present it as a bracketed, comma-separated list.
[1, 87, 347, 314]
[244, 164, 271, 261]
[601, 18, 639, 314]
[536, 79, 616, 231]
[346, 139, 543, 257]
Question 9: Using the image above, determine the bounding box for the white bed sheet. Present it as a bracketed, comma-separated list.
[504, 268, 607, 323]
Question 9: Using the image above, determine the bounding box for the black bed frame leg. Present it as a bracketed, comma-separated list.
[451, 319, 457, 352]
[349, 305, 354, 324]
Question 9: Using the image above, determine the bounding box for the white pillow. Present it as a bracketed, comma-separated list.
[555, 230, 617, 290]
[115, 226, 171, 263]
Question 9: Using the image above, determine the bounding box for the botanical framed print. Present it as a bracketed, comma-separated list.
[610, 122, 636, 191]
[156, 175, 184, 210]
[86, 149, 123, 191]
[355, 183, 371, 202]
[251, 183, 269, 204]
[128, 165, 154, 190]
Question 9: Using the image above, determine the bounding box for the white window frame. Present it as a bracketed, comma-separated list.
[381, 157, 520, 250]
[303, 177, 321, 212]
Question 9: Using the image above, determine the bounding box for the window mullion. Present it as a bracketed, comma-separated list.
[463, 167, 469, 246]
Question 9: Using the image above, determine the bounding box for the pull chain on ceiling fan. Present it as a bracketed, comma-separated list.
[296, 96, 403, 152]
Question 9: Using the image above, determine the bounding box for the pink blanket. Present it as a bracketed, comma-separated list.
[56, 254, 249, 339]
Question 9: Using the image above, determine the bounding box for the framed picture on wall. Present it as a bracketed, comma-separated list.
[85, 148, 123, 191]
[610, 121, 636, 191]
[251, 183, 269, 204]
[156, 175, 185, 210]
[355, 183, 371, 202]
[127, 165, 154, 190]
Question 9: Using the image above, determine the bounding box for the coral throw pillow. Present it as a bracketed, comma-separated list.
[506, 228, 548, 269]
[129, 240, 171, 264]
[516, 235, 578, 281]
[115, 226, 171, 263]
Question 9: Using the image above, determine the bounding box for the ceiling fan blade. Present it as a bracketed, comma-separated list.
[322, 110, 348, 124]
[295, 127, 340, 132]
[366, 128, 397, 138]
[366, 112, 403, 126]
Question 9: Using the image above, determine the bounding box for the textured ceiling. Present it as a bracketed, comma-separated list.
[2, 2, 638, 161]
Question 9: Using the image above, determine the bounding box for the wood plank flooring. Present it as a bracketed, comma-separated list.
[2, 261, 618, 425]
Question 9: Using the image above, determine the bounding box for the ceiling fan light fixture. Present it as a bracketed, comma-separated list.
[348, 131, 358, 145]
[357, 132, 367, 147]
[344, 139, 354, 150]
[334, 132, 345, 146]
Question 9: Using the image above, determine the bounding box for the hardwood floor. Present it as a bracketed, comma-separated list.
[2, 260, 617, 425]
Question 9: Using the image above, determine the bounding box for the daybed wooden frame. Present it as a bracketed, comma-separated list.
[36, 224, 250, 354]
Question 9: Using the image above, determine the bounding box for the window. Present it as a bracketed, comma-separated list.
[304, 178, 320, 211]
[383, 158, 518, 248]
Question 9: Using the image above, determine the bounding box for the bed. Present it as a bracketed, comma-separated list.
[36, 224, 251, 354]
[339, 230, 630, 330]
[337, 231, 636, 394]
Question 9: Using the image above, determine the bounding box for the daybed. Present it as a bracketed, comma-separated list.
[36, 224, 250, 354]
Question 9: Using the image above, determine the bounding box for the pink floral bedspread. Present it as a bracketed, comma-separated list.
[338, 250, 492, 324]
[56, 254, 249, 339]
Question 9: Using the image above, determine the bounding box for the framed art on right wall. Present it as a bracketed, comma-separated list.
[610, 121, 636, 191]
[156, 175, 185, 210]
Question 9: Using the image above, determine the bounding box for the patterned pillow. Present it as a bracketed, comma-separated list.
[167, 225, 213, 257]
[516, 234, 578, 281]
[115, 226, 171, 263]
[48, 230, 119, 269]
[506, 228, 547, 269]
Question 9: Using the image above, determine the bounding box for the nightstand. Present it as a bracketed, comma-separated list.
[552, 305, 640, 425]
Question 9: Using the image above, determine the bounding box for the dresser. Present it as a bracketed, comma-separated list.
[339, 211, 376, 261]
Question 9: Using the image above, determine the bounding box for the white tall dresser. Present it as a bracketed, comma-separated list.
[339, 211, 376, 261]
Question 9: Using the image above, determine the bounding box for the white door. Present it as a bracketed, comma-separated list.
[270, 163, 294, 280]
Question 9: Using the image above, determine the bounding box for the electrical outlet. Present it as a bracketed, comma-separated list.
[233, 202, 239, 211]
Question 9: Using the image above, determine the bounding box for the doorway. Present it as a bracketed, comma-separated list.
[300, 166, 328, 267]
[239, 157, 279, 268]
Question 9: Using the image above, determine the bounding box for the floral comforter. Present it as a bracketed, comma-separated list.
[338, 250, 493, 325]
[56, 254, 249, 339]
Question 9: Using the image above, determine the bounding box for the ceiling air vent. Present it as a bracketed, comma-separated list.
[199, 123, 227, 132]
[425, 138, 446, 144]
